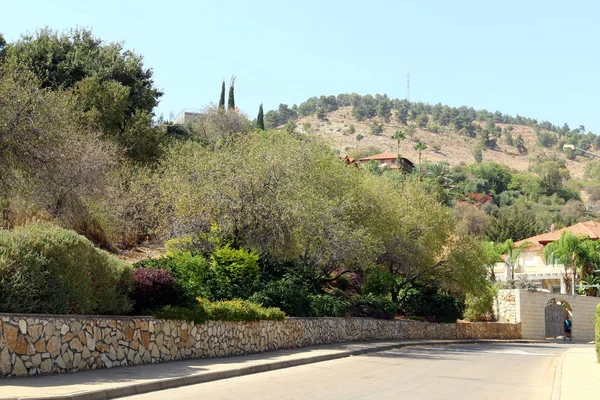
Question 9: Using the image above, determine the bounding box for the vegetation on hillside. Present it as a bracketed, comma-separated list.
[1, 27, 599, 323]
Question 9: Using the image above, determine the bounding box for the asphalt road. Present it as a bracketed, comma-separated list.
[122, 343, 568, 400]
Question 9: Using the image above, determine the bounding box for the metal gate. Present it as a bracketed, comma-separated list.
[545, 303, 566, 338]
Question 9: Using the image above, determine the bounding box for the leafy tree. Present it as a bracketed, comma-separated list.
[485, 204, 542, 242]
[227, 76, 235, 110]
[316, 107, 327, 120]
[416, 114, 429, 128]
[396, 106, 409, 125]
[257, 103, 265, 130]
[2, 28, 164, 163]
[468, 163, 512, 196]
[515, 134, 527, 153]
[472, 143, 483, 163]
[504, 129, 514, 146]
[376, 99, 392, 122]
[370, 122, 384, 135]
[218, 80, 226, 110]
[3, 27, 162, 118]
[391, 130, 405, 157]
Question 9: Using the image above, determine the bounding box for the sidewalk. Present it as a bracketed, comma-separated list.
[0, 339, 582, 400]
[559, 345, 600, 400]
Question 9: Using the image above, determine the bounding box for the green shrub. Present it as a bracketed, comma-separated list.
[463, 286, 498, 321]
[210, 246, 259, 300]
[361, 266, 394, 296]
[136, 251, 212, 307]
[0, 223, 132, 314]
[596, 304, 600, 362]
[349, 294, 396, 319]
[153, 303, 211, 325]
[210, 299, 285, 322]
[309, 294, 349, 317]
[154, 297, 284, 323]
[249, 277, 312, 317]
[402, 287, 463, 323]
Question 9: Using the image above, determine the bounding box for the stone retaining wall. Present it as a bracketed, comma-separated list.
[0, 314, 520, 377]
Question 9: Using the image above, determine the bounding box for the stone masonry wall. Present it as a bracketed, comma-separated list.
[0, 314, 520, 377]
[494, 289, 519, 323]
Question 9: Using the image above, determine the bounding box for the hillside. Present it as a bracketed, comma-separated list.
[293, 106, 587, 178]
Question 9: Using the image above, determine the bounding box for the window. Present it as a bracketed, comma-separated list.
[522, 254, 537, 267]
[551, 286, 561, 294]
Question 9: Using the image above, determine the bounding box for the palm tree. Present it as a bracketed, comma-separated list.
[391, 130, 405, 158]
[414, 141, 427, 167]
[425, 163, 454, 188]
[501, 239, 532, 281]
[543, 232, 599, 295]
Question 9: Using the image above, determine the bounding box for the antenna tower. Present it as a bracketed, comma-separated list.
[406, 72, 410, 101]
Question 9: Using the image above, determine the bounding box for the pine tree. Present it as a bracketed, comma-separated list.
[257, 104, 265, 130]
[218, 80, 225, 110]
[228, 76, 236, 110]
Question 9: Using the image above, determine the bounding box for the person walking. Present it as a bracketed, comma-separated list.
[563, 316, 572, 341]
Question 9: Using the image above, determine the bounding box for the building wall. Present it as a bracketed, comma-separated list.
[0, 314, 519, 377]
[495, 289, 600, 341]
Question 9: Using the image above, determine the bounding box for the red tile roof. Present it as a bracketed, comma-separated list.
[358, 152, 398, 161]
[515, 220, 600, 251]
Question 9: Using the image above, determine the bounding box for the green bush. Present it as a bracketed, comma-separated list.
[155, 298, 285, 323]
[0, 223, 132, 314]
[361, 266, 394, 296]
[249, 277, 312, 317]
[349, 294, 396, 319]
[596, 304, 600, 362]
[463, 286, 498, 321]
[402, 287, 463, 323]
[136, 251, 212, 307]
[210, 246, 259, 300]
[153, 303, 211, 325]
[309, 294, 349, 317]
[210, 299, 285, 322]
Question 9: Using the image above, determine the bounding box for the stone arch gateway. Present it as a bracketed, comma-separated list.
[495, 289, 600, 341]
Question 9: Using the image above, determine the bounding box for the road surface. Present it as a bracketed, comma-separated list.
[122, 343, 568, 400]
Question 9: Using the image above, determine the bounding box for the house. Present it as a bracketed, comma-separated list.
[173, 109, 203, 125]
[357, 152, 415, 172]
[493, 220, 600, 294]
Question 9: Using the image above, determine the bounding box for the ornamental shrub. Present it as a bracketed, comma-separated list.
[209, 299, 285, 322]
[0, 223, 133, 314]
[210, 246, 259, 300]
[249, 277, 312, 317]
[154, 298, 285, 323]
[136, 251, 211, 307]
[309, 294, 349, 317]
[349, 294, 396, 319]
[131, 268, 176, 313]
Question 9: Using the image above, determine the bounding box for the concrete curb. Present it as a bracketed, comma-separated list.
[551, 347, 567, 400]
[9, 339, 546, 400]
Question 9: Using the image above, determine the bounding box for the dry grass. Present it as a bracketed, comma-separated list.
[296, 107, 586, 178]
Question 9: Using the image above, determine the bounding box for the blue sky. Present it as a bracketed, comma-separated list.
[2, 1, 599, 131]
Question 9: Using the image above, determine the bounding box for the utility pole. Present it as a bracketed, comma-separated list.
[406, 72, 410, 101]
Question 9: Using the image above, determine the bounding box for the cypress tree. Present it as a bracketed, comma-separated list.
[228, 76, 235, 110]
[257, 104, 265, 130]
[218, 80, 225, 110]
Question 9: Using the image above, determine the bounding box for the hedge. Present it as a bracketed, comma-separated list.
[154, 297, 285, 324]
[0, 223, 133, 314]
